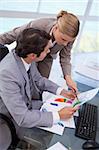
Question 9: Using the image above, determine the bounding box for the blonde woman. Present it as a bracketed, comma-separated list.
[0, 10, 80, 92]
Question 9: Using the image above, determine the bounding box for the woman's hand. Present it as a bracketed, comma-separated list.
[60, 89, 76, 99]
[65, 75, 78, 93]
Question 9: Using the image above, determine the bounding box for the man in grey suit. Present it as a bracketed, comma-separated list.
[0, 10, 80, 93]
[0, 28, 78, 130]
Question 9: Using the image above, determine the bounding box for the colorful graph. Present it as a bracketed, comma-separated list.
[54, 98, 81, 107]
[55, 98, 72, 104]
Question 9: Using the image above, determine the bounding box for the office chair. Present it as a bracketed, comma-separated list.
[0, 44, 9, 61]
[0, 113, 19, 150]
[0, 45, 19, 149]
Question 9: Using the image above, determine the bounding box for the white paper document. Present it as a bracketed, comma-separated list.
[69, 88, 99, 107]
[39, 116, 75, 135]
[77, 87, 99, 106]
[39, 123, 65, 136]
[41, 101, 75, 128]
[43, 88, 99, 108]
[39, 99, 75, 135]
[47, 142, 68, 150]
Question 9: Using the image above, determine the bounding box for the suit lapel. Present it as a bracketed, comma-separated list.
[12, 50, 31, 101]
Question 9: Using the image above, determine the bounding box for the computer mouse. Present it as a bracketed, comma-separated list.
[82, 140, 99, 149]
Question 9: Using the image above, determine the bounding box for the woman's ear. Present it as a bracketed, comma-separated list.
[54, 24, 58, 30]
[53, 24, 59, 34]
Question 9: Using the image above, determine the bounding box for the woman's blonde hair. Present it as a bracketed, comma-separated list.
[57, 10, 80, 38]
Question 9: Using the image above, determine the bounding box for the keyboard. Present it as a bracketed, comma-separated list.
[75, 103, 98, 140]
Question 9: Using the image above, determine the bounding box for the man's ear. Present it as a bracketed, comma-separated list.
[30, 53, 37, 60]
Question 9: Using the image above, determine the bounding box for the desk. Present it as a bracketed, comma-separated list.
[16, 82, 99, 150]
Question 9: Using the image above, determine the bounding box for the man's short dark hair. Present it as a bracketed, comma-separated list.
[15, 28, 51, 58]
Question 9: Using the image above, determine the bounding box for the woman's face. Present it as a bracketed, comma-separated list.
[53, 25, 75, 46]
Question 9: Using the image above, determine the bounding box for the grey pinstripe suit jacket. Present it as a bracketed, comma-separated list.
[0, 50, 60, 128]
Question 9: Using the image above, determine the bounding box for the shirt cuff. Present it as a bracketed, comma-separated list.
[56, 87, 64, 95]
[52, 111, 60, 124]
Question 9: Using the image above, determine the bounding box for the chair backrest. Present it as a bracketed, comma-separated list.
[0, 45, 19, 149]
[0, 113, 19, 149]
[0, 44, 9, 61]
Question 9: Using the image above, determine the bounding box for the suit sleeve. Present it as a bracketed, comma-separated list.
[0, 23, 29, 44]
[59, 41, 74, 76]
[31, 62, 60, 94]
[0, 70, 53, 128]
[0, 18, 48, 45]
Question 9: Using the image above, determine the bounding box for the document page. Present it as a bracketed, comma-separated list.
[76, 87, 99, 106]
[69, 88, 99, 107]
[41, 101, 75, 128]
[39, 123, 65, 136]
[39, 99, 75, 135]
[47, 142, 68, 150]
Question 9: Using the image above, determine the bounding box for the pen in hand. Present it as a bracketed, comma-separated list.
[73, 89, 79, 101]
[76, 93, 79, 101]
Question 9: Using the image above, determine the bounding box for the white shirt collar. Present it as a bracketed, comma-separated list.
[21, 58, 31, 72]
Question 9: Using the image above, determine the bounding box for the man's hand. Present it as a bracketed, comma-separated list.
[58, 107, 78, 120]
[65, 75, 78, 93]
[60, 89, 76, 99]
